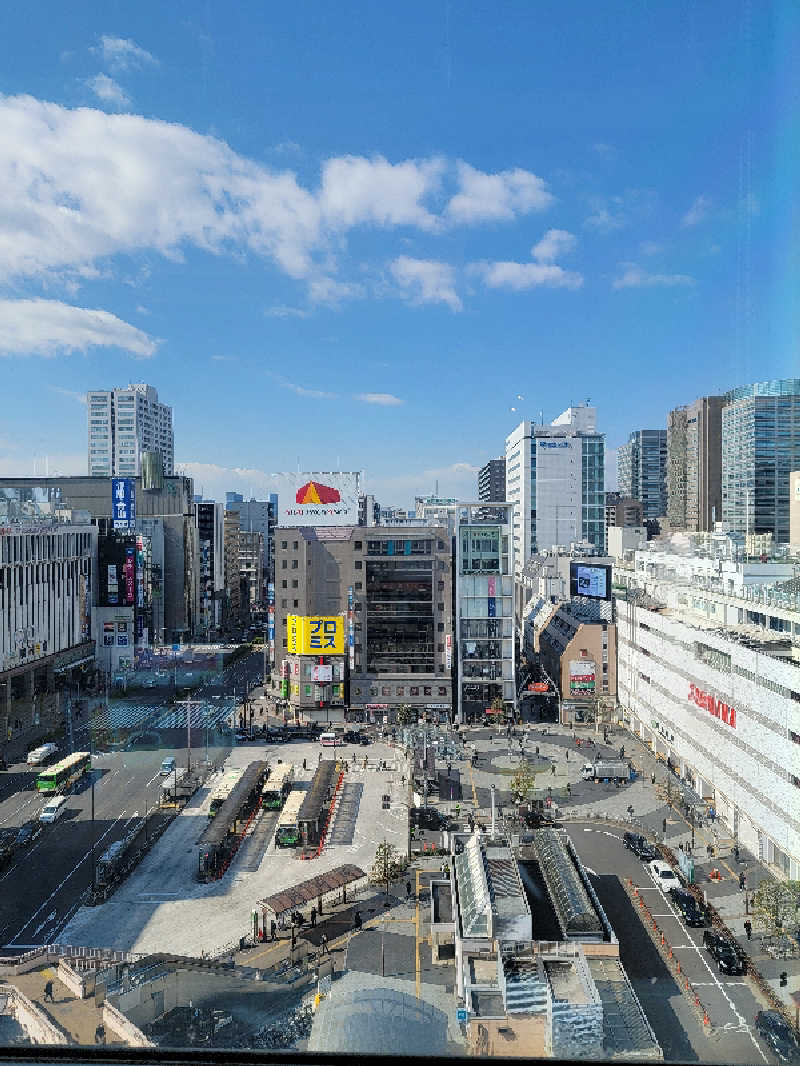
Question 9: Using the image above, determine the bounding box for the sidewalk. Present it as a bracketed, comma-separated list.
[11, 966, 122, 1047]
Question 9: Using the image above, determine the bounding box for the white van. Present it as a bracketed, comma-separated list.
[160, 756, 177, 776]
[39, 796, 67, 824]
[649, 859, 679, 889]
[319, 733, 340, 747]
[27, 743, 58, 766]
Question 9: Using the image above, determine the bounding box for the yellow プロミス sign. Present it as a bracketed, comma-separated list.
[287, 615, 344, 655]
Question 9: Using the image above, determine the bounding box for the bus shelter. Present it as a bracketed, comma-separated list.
[298, 760, 340, 846]
[259, 864, 367, 932]
[197, 760, 267, 881]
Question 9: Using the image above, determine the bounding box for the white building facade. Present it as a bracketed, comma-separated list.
[615, 539, 800, 879]
[505, 406, 605, 571]
[87, 383, 174, 478]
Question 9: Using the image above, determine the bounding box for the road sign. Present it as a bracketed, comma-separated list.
[172, 643, 180, 652]
[456, 1008, 468, 1023]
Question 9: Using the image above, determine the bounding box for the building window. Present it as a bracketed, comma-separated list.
[438, 686, 447, 696]
[437, 603, 445, 612]
[438, 643, 444, 652]
[293, 599, 299, 608]
[281, 541, 287, 550]
[281, 598, 287, 608]
[396, 687, 404, 697]
[293, 541, 299, 550]
[281, 580, 287, 588]
[381, 686, 391, 697]
[410, 686, 419, 696]
[282, 638, 287, 648]
[281, 560, 287, 569]
[423, 686, 432, 696]
[355, 581, 363, 590]
[355, 560, 362, 569]
[291, 560, 298, 569]
[354, 541, 362, 550]
[292, 579, 298, 588]
[304, 685, 312, 697]
[437, 622, 444, 632]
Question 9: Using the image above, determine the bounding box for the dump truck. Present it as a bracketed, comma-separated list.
[582, 760, 630, 783]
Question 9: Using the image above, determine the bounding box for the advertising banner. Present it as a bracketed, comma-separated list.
[287, 615, 345, 655]
[112, 478, 136, 531]
[124, 547, 135, 606]
[274, 472, 359, 527]
[445, 634, 452, 671]
[107, 564, 119, 605]
[135, 536, 145, 609]
[103, 621, 115, 647]
[569, 659, 596, 692]
[313, 664, 333, 682]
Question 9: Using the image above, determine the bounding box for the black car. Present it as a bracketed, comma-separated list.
[14, 820, 42, 848]
[669, 886, 706, 927]
[755, 1011, 800, 1063]
[623, 832, 658, 861]
[410, 807, 450, 831]
[703, 929, 746, 975]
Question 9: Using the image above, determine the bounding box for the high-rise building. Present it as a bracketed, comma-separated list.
[225, 493, 277, 590]
[87, 384, 174, 478]
[477, 458, 506, 502]
[505, 405, 605, 568]
[617, 430, 667, 521]
[791, 471, 800, 550]
[722, 379, 800, 543]
[605, 492, 644, 529]
[667, 395, 724, 532]
[194, 502, 225, 637]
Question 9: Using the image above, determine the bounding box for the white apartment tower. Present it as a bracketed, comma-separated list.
[87, 384, 174, 478]
[505, 405, 605, 570]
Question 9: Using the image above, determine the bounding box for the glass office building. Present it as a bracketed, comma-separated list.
[721, 378, 800, 543]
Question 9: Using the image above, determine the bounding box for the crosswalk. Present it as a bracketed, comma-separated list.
[95, 698, 236, 731]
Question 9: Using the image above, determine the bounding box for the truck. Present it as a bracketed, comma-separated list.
[582, 760, 630, 783]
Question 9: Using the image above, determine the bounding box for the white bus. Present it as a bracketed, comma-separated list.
[275, 788, 305, 847]
[262, 763, 294, 810]
[207, 767, 244, 820]
[27, 743, 58, 767]
[319, 733, 341, 747]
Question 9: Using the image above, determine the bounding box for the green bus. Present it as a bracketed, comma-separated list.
[275, 789, 305, 847]
[262, 763, 294, 810]
[207, 768, 244, 820]
[36, 751, 91, 793]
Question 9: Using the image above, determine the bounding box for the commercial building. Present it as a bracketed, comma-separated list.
[791, 471, 800, 550]
[223, 510, 242, 629]
[0, 519, 97, 757]
[478, 458, 506, 503]
[505, 406, 606, 569]
[455, 503, 515, 723]
[358, 493, 380, 527]
[87, 383, 174, 478]
[666, 395, 724, 533]
[279, 613, 347, 722]
[225, 493, 277, 589]
[721, 378, 800, 543]
[238, 530, 264, 619]
[617, 430, 667, 522]
[194, 502, 225, 639]
[615, 533, 800, 879]
[0, 477, 198, 644]
[273, 526, 453, 723]
[605, 493, 643, 530]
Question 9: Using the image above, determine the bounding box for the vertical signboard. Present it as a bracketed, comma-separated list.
[112, 478, 136, 531]
[268, 605, 275, 662]
[347, 587, 355, 671]
[445, 633, 452, 671]
[107, 564, 119, 605]
[123, 547, 135, 606]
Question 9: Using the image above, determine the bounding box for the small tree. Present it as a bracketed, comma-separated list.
[396, 703, 417, 726]
[371, 840, 403, 896]
[490, 696, 504, 712]
[510, 763, 537, 803]
[751, 880, 800, 938]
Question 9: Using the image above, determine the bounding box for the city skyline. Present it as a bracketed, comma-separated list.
[0, 3, 796, 508]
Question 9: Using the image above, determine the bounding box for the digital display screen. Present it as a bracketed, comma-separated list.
[570, 562, 611, 600]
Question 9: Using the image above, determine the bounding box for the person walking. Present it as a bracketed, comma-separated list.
[744, 920, 752, 941]
[406, 880, 412, 901]
[310, 906, 317, 927]
[651, 771, 656, 786]
[43, 980, 54, 1003]
[739, 871, 746, 891]
[320, 932, 329, 955]
[551, 763, 556, 776]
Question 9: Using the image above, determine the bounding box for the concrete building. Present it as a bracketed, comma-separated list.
[616, 430, 667, 521]
[505, 406, 606, 569]
[237, 529, 264, 619]
[478, 458, 506, 503]
[194, 502, 225, 639]
[0, 477, 198, 644]
[721, 378, 800, 543]
[614, 533, 800, 879]
[605, 492, 643, 530]
[273, 526, 454, 722]
[225, 493, 277, 589]
[358, 493, 380, 527]
[533, 602, 617, 724]
[455, 503, 515, 723]
[606, 525, 647, 562]
[87, 383, 174, 478]
[222, 510, 242, 629]
[666, 396, 724, 533]
[0, 520, 97, 757]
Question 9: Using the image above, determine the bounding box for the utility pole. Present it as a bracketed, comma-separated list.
[174, 698, 195, 773]
[91, 770, 97, 890]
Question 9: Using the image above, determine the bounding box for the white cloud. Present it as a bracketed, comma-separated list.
[86, 73, 130, 110]
[319, 155, 443, 231]
[355, 393, 403, 406]
[477, 261, 583, 291]
[612, 263, 695, 289]
[307, 277, 365, 307]
[530, 228, 576, 263]
[267, 372, 337, 399]
[0, 298, 159, 357]
[264, 305, 311, 319]
[446, 162, 553, 224]
[372, 461, 480, 507]
[584, 190, 656, 234]
[48, 385, 87, 404]
[681, 194, 711, 227]
[98, 35, 157, 72]
[389, 256, 461, 310]
[210, 354, 236, 362]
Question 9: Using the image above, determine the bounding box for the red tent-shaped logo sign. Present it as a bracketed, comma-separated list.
[295, 480, 341, 505]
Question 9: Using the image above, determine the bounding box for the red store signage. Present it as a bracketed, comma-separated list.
[688, 682, 736, 728]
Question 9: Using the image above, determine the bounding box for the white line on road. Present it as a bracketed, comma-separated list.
[6, 809, 127, 945]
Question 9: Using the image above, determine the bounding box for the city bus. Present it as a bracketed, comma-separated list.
[262, 763, 294, 810]
[275, 788, 305, 847]
[207, 767, 244, 820]
[35, 751, 91, 793]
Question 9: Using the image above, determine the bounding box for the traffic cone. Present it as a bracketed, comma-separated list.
[703, 1011, 710, 1027]
[676, 962, 681, 975]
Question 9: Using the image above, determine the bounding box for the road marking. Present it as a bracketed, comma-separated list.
[415, 869, 421, 1001]
[6, 808, 128, 945]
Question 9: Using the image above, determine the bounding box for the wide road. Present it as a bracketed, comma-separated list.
[565, 820, 778, 1065]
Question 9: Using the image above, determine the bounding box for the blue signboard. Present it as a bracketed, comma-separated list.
[112, 478, 136, 530]
[456, 1009, 468, 1023]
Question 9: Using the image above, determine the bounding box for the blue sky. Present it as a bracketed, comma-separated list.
[0, 2, 797, 505]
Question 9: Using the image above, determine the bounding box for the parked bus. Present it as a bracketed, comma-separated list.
[36, 751, 91, 794]
[262, 763, 294, 810]
[207, 768, 244, 820]
[275, 789, 305, 847]
[319, 732, 341, 747]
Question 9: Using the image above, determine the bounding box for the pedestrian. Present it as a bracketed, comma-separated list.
[551, 763, 556, 776]
[706, 843, 713, 859]
[565, 750, 569, 762]
[406, 880, 412, 900]
[744, 920, 752, 941]
[662, 818, 667, 834]
[94, 1024, 105, 1046]
[321, 932, 329, 955]
[310, 906, 317, 927]
[651, 771, 656, 786]
[733, 845, 740, 863]
[43, 980, 54, 1003]
[739, 872, 746, 891]
[270, 920, 276, 941]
